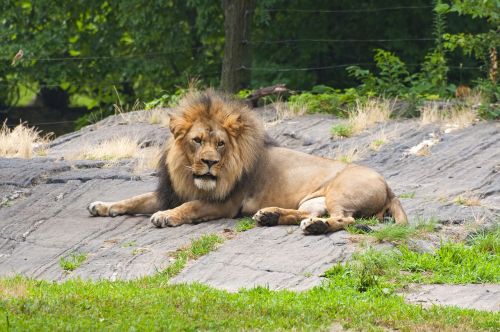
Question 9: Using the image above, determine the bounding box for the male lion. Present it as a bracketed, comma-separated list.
[88, 90, 407, 234]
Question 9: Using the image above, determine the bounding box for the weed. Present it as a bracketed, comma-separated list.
[399, 192, 415, 199]
[370, 139, 385, 150]
[414, 218, 439, 233]
[132, 248, 149, 255]
[420, 102, 476, 129]
[346, 217, 379, 234]
[467, 226, 499, 254]
[330, 123, 353, 137]
[235, 218, 255, 232]
[333, 145, 364, 163]
[59, 253, 87, 272]
[74, 136, 140, 161]
[454, 195, 481, 206]
[162, 234, 223, 278]
[0, 121, 51, 158]
[348, 98, 393, 134]
[372, 224, 416, 243]
[121, 241, 137, 248]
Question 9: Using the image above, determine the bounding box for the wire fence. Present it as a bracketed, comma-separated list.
[251, 5, 434, 14]
[0, 4, 486, 95]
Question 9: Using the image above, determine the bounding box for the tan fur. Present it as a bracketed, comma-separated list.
[88, 90, 407, 234]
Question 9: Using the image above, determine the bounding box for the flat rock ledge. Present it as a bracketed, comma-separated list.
[1, 110, 499, 293]
[403, 284, 500, 312]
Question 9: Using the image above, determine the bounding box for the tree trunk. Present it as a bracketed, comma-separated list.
[220, 0, 255, 93]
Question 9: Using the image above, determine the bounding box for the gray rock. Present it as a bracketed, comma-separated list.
[1, 109, 499, 291]
[403, 284, 500, 312]
[171, 227, 354, 291]
[407, 239, 436, 254]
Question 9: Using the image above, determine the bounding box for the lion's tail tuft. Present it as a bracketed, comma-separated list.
[387, 189, 408, 225]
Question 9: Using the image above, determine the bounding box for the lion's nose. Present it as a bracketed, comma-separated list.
[201, 158, 219, 168]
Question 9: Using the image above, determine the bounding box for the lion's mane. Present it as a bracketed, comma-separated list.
[156, 90, 267, 207]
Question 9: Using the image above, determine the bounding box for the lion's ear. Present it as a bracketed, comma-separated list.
[169, 115, 189, 139]
[223, 114, 243, 137]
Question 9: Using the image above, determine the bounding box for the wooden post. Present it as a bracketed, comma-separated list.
[220, 0, 255, 93]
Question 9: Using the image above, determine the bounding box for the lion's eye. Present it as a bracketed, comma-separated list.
[193, 137, 202, 144]
[217, 141, 225, 147]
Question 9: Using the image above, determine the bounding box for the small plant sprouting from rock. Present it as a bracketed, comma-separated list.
[346, 217, 379, 234]
[399, 192, 416, 199]
[121, 241, 137, 248]
[453, 195, 480, 206]
[162, 234, 224, 279]
[330, 124, 353, 138]
[235, 218, 256, 232]
[59, 253, 87, 272]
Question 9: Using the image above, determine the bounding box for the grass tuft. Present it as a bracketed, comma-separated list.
[372, 224, 416, 243]
[162, 234, 224, 279]
[235, 218, 256, 232]
[453, 195, 481, 206]
[330, 123, 353, 137]
[399, 192, 415, 199]
[75, 136, 140, 161]
[0, 121, 51, 158]
[420, 102, 476, 129]
[59, 253, 87, 272]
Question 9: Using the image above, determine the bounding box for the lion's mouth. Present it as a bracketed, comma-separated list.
[193, 173, 217, 191]
[193, 173, 217, 181]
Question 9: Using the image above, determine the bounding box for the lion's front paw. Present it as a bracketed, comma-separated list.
[150, 211, 184, 228]
[253, 209, 280, 227]
[88, 201, 113, 217]
[300, 218, 328, 235]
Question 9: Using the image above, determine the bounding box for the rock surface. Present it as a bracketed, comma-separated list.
[403, 284, 500, 312]
[1, 108, 499, 296]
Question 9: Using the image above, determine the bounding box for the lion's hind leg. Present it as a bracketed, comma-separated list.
[253, 197, 327, 227]
[88, 192, 159, 217]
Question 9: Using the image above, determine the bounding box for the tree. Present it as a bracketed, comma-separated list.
[220, 0, 256, 93]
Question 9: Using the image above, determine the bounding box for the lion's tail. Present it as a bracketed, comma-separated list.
[387, 188, 408, 225]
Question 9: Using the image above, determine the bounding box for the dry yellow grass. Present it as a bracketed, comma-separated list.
[331, 98, 394, 138]
[264, 101, 307, 128]
[333, 145, 366, 163]
[70, 136, 162, 173]
[133, 145, 162, 174]
[147, 108, 170, 126]
[453, 195, 481, 207]
[420, 102, 477, 129]
[74, 137, 140, 161]
[349, 98, 393, 134]
[0, 121, 51, 158]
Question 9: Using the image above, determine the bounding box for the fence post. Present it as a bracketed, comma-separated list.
[220, 0, 255, 93]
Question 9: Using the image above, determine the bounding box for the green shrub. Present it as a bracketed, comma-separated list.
[330, 123, 353, 137]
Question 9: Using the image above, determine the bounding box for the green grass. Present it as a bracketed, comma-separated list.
[1, 231, 499, 331]
[59, 253, 87, 272]
[235, 217, 256, 232]
[370, 138, 386, 150]
[330, 123, 353, 137]
[399, 191, 415, 199]
[121, 241, 137, 248]
[161, 234, 224, 279]
[372, 224, 417, 243]
[345, 217, 379, 234]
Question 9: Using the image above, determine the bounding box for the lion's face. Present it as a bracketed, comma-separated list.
[185, 120, 230, 191]
[165, 90, 265, 202]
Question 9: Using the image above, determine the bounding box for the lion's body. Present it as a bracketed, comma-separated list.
[89, 90, 407, 234]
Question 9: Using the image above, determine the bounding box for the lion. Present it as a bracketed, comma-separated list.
[88, 90, 407, 234]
